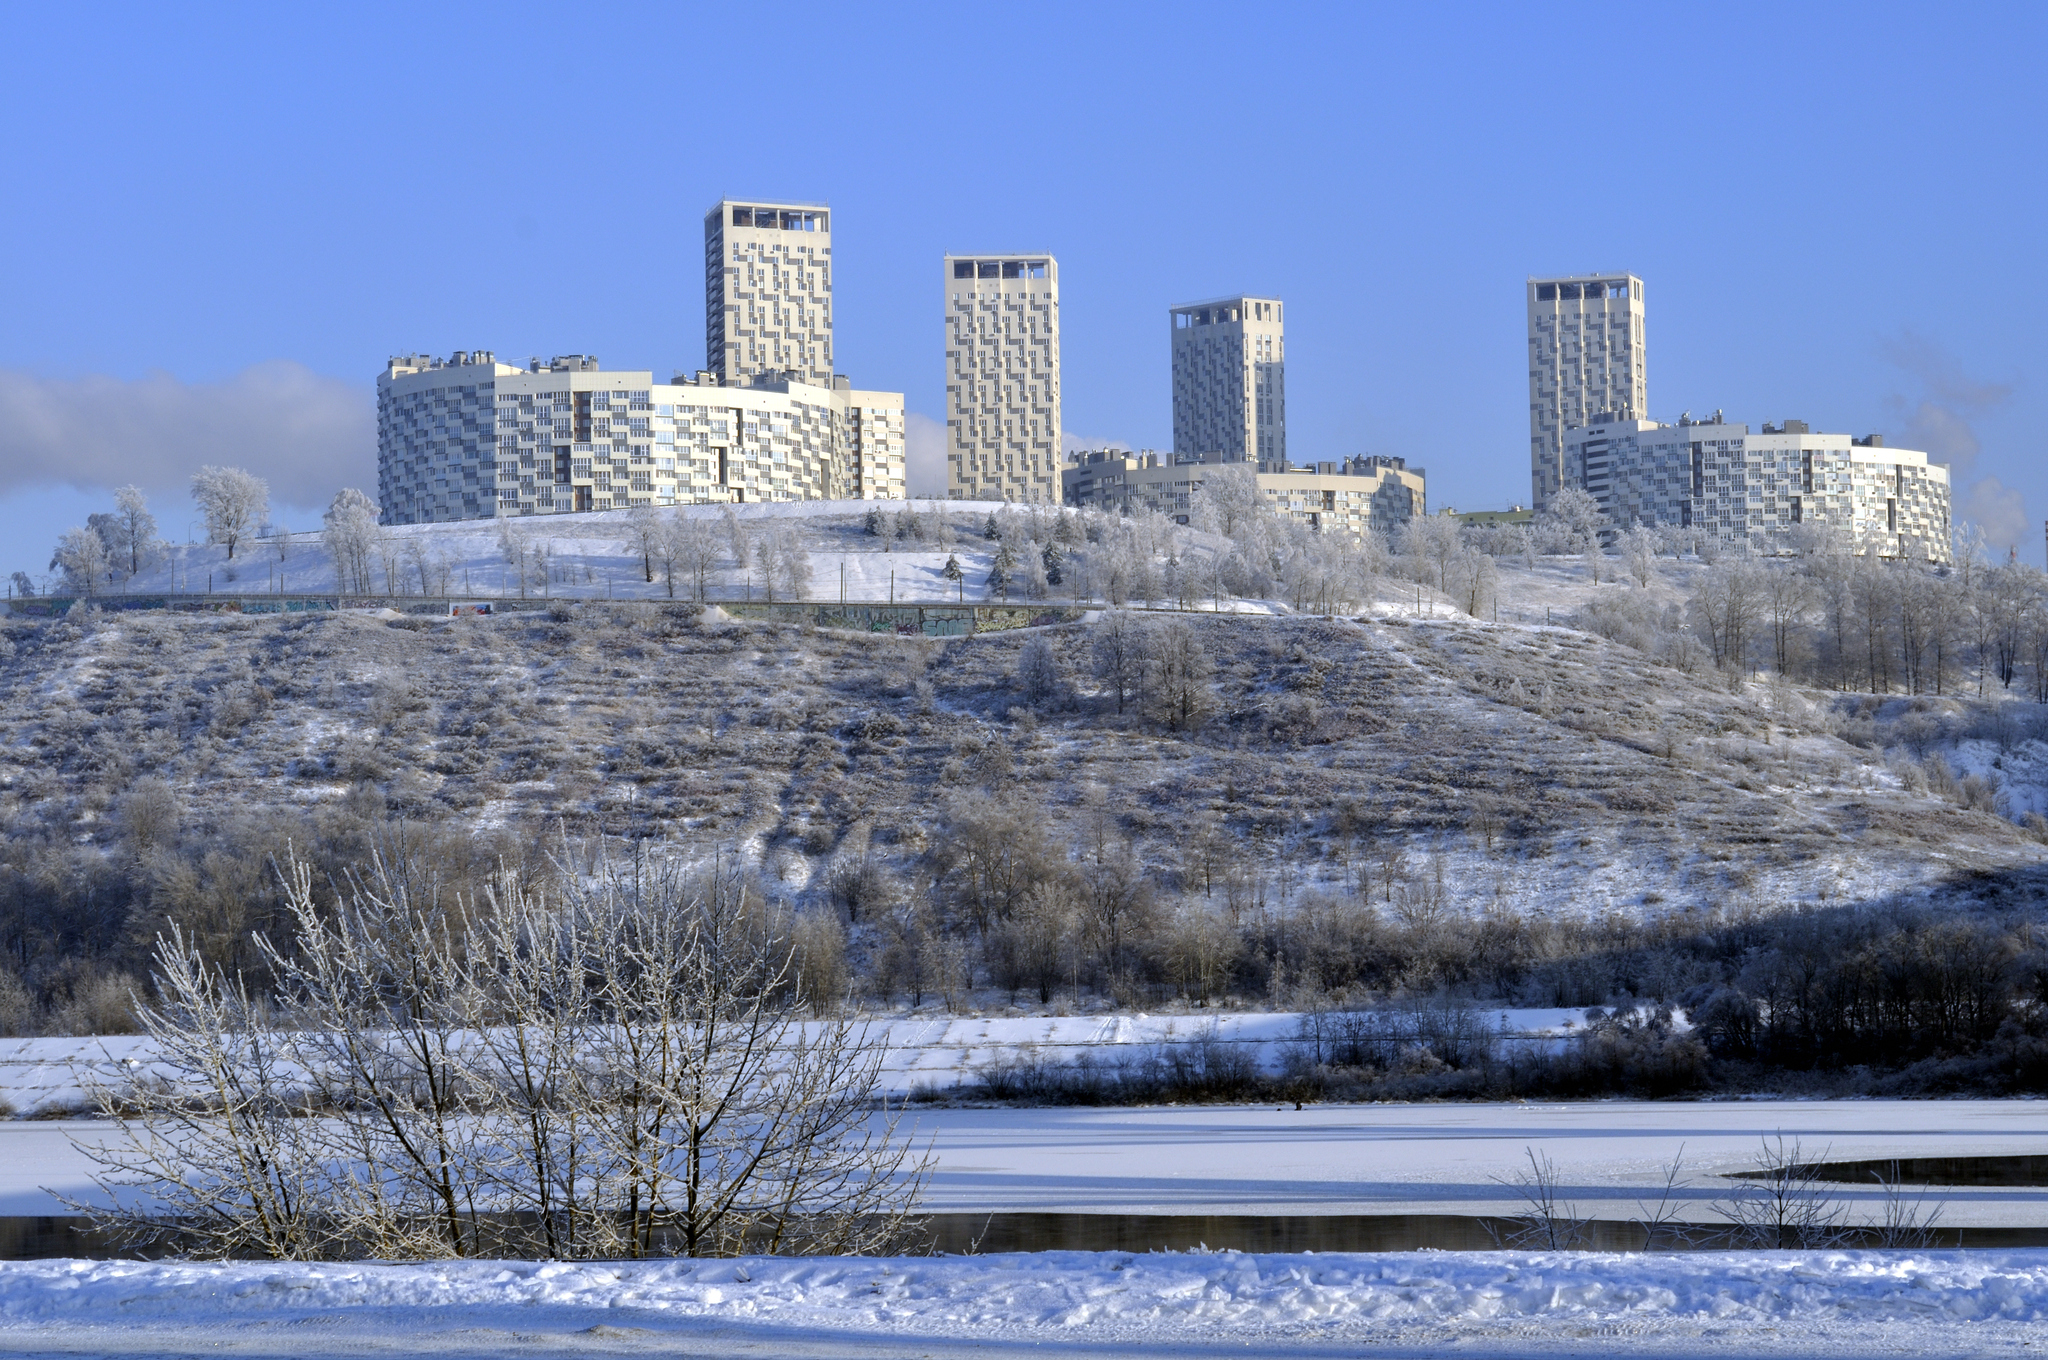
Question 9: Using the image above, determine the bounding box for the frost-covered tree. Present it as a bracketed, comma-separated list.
[671, 518, 720, 601]
[190, 466, 268, 560]
[863, 507, 884, 537]
[1391, 514, 1460, 593]
[720, 504, 751, 569]
[1021, 544, 1050, 599]
[323, 489, 381, 596]
[50, 525, 114, 596]
[1015, 634, 1060, 706]
[1691, 558, 1765, 671]
[988, 538, 1018, 600]
[941, 553, 964, 581]
[1145, 619, 1213, 731]
[1620, 525, 1661, 587]
[1537, 486, 1606, 558]
[1188, 462, 1263, 540]
[773, 525, 813, 601]
[1041, 540, 1065, 586]
[92, 486, 159, 578]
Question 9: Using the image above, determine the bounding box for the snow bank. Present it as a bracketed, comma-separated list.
[1, 1250, 2044, 1355]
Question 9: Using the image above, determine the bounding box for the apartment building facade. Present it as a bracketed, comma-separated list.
[705, 199, 834, 389]
[1062, 451, 1423, 537]
[1528, 274, 1646, 510]
[376, 352, 903, 525]
[1561, 415, 1951, 563]
[1170, 295, 1285, 465]
[944, 253, 1061, 503]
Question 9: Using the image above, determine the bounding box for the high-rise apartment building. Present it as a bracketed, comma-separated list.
[377, 352, 903, 525]
[1528, 274, 1645, 509]
[1560, 415, 1950, 563]
[1170, 296, 1285, 466]
[944, 254, 1061, 503]
[705, 199, 834, 389]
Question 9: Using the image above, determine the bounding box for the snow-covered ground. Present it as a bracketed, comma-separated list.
[8, 1097, 2048, 1226]
[2, 1249, 2046, 1358]
[59, 501, 1050, 606]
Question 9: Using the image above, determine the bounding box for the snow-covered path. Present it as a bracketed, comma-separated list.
[0, 1250, 2044, 1358]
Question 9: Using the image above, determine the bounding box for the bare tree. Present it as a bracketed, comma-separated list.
[1760, 565, 1816, 675]
[1145, 618, 1213, 731]
[673, 518, 720, 601]
[629, 507, 660, 583]
[70, 849, 932, 1263]
[570, 853, 929, 1257]
[1090, 610, 1148, 714]
[1690, 559, 1763, 672]
[1489, 1147, 1591, 1250]
[650, 514, 685, 598]
[1714, 1135, 1845, 1249]
[190, 466, 269, 560]
[66, 927, 325, 1258]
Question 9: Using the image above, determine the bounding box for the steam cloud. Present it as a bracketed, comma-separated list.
[1880, 330, 2028, 555]
[904, 412, 948, 499]
[1061, 431, 1133, 457]
[0, 362, 374, 513]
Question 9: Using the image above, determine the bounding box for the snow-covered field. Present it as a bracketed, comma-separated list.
[1, 1249, 2046, 1358]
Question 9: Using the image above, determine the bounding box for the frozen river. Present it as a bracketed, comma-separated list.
[10, 1099, 2048, 1226]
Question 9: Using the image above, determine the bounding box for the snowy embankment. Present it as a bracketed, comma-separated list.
[1, 1250, 2045, 1357]
[0, 1009, 1609, 1114]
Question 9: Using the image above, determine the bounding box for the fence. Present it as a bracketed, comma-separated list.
[3, 593, 1083, 637]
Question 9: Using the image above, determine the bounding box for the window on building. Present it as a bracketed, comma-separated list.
[978, 261, 999, 278]
[954, 260, 975, 279]
[1536, 284, 1557, 301]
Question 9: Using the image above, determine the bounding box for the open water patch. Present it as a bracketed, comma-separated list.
[9, 1212, 2048, 1260]
[1734, 1155, 2048, 1188]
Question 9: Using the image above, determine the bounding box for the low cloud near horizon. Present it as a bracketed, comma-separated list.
[0, 362, 374, 516]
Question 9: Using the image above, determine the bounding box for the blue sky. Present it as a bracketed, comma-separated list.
[2, 1, 2042, 583]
